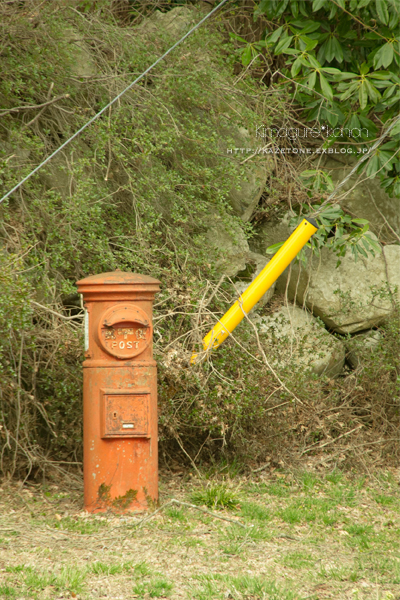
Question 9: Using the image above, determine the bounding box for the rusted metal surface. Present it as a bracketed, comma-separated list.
[76, 272, 160, 513]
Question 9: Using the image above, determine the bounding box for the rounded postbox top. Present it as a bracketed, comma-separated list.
[77, 271, 160, 299]
[77, 271, 160, 286]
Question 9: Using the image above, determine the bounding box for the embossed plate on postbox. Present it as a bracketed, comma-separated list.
[98, 304, 152, 359]
[100, 389, 150, 438]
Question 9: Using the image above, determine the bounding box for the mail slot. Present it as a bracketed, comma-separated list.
[100, 389, 150, 438]
[77, 272, 160, 513]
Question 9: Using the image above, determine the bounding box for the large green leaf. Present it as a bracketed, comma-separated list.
[358, 81, 368, 109]
[266, 26, 284, 44]
[365, 153, 380, 177]
[376, 0, 389, 24]
[291, 57, 303, 76]
[312, 0, 327, 9]
[339, 81, 359, 101]
[290, 20, 321, 33]
[324, 37, 335, 62]
[331, 37, 344, 63]
[365, 79, 381, 103]
[320, 72, 333, 101]
[307, 70, 317, 89]
[275, 0, 289, 18]
[275, 36, 294, 54]
[389, 119, 400, 136]
[307, 54, 321, 68]
[373, 42, 394, 68]
[332, 72, 358, 81]
[241, 45, 252, 66]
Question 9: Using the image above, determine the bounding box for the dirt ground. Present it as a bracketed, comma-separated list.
[0, 466, 399, 600]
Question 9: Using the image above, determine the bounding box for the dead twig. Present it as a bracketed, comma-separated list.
[300, 424, 363, 456]
[0, 93, 70, 116]
[30, 300, 83, 321]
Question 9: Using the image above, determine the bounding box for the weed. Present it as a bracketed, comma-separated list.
[165, 507, 188, 522]
[191, 484, 240, 510]
[299, 472, 320, 491]
[279, 506, 304, 524]
[0, 585, 17, 598]
[240, 501, 270, 522]
[264, 482, 291, 498]
[90, 562, 124, 576]
[192, 573, 304, 599]
[374, 494, 398, 507]
[52, 516, 105, 535]
[281, 551, 316, 570]
[318, 563, 361, 582]
[325, 469, 345, 485]
[133, 576, 173, 598]
[132, 561, 152, 577]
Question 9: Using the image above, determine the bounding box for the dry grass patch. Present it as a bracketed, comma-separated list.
[0, 468, 398, 599]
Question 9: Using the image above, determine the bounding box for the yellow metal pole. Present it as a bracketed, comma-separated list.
[191, 218, 318, 364]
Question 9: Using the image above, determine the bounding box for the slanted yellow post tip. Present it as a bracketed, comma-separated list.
[190, 217, 318, 365]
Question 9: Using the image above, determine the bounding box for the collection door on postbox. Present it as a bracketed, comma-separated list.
[97, 304, 152, 440]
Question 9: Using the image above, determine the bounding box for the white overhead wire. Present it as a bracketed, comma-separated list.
[0, 0, 229, 206]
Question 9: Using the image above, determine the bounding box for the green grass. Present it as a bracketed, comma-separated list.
[50, 515, 106, 534]
[191, 573, 307, 600]
[165, 506, 188, 521]
[1, 470, 399, 599]
[190, 484, 240, 510]
[0, 585, 17, 598]
[317, 563, 361, 582]
[240, 501, 270, 522]
[374, 493, 399, 506]
[132, 576, 173, 598]
[281, 551, 316, 570]
[90, 561, 134, 575]
[3, 564, 87, 596]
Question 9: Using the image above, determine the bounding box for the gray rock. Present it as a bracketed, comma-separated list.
[204, 213, 250, 276]
[39, 161, 71, 198]
[64, 29, 97, 78]
[345, 330, 382, 369]
[138, 6, 195, 38]
[250, 211, 294, 255]
[225, 127, 270, 222]
[253, 305, 345, 376]
[276, 241, 400, 334]
[228, 163, 267, 222]
[319, 156, 400, 243]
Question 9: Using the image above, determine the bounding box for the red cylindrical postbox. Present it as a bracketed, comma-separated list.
[76, 272, 160, 513]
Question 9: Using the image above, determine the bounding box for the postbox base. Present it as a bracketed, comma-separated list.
[83, 365, 158, 513]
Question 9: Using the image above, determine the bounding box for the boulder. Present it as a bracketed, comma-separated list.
[319, 157, 400, 244]
[205, 213, 250, 276]
[250, 211, 293, 255]
[205, 217, 272, 279]
[225, 127, 270, 222]
[275, 241, 400, 334]
[253, 305, 345, 376]
[137, 6, 195, 38]
[345, 330, 381, 369]
[64, 29, 97, 78]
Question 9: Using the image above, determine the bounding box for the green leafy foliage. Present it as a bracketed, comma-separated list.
[266, 166, 382, 266]
[244, 0, 400, 196]
[0, 4, 267, 476]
